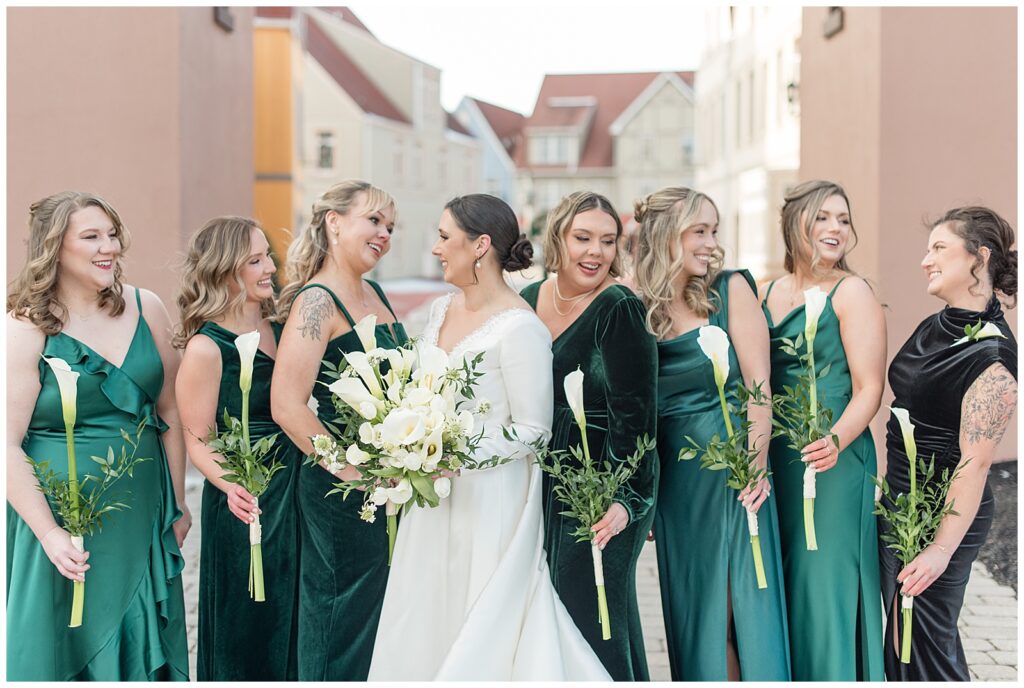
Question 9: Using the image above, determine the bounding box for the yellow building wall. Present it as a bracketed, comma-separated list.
[254, 25, 296, 264]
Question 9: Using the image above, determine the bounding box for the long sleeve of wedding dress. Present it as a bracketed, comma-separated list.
[367, 299, 610, 681]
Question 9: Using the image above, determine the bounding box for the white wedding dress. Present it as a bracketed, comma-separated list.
[367, 294, 611, 681]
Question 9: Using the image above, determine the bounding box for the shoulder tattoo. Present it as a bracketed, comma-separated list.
[298, 288, 331, 341]
[961, 364, 1017, 445]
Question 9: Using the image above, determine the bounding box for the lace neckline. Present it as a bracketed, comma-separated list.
[430, 293, 533, 356]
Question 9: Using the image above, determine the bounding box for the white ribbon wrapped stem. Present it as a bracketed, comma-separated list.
[802, 465, 817, 498]
[591, 541, 605, 586]
[746, 507, 759, 537]
[902, 594, 914, 610]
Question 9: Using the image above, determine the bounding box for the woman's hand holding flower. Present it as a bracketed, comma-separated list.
[41, 525, 90, 582]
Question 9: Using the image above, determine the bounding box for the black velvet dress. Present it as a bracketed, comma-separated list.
[880, 296, 1017, 681]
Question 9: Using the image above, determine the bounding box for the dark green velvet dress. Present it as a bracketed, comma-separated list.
[762, 277, 883, 681]
[521, 282, 659, 681]
[654, 270, 791, 681]
[294, 281, 408, 681]
[7, 288, 189, 680]
[195, 321, 301, 680]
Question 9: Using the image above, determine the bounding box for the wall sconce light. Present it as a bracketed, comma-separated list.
[824, 7, 844, 39]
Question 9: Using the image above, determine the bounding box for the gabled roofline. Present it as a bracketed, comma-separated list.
[458, 97, 517, 171]
[608, 72, 695, 137]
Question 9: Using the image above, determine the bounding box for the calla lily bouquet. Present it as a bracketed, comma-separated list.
[530, 369, 655, 641]
[678, 326, 772, 589]
[770, 286, 837, 551]
[952, 319, 1007, 346]
[873, 407, 965, 665]
[310, 314, 503, 565]
[26, 356, 152, 628]
[204, 330, 286, 603]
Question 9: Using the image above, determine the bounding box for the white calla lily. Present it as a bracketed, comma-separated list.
[803, 287, 828, 345]
[890, 407, 917, 464]
[563, 368, 586, 430]
[953, 321, 1008, 346]
[414, 342, 450, 391]
[343, 350, 383, 397]
[696, 326, 731, 389]
[328, 377, 382, 420]
[353, 314, 378, 353]
[43, 356, 80, 427]
[234, 331, 261, 393]
[379, 408, 427, 447]
[370, 487, 390, 506]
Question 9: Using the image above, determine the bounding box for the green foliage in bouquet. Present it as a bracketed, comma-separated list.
[206, 409, 286, 499]
[28, 419, 152, 539]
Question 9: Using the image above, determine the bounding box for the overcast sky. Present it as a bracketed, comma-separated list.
[345, 1, 707, 115]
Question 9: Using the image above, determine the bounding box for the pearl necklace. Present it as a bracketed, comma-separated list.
[551, 278, 597, 317]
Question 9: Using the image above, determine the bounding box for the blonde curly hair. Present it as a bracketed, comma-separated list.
[633, 186, 723, 340]
[7, 191, 130, 335]
[173, 216, 276, 349]
[275, 180, 395, 321]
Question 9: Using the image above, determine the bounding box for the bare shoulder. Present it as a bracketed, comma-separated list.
[833, 275, 881, 318]
[6, 310, 45, 358]
[727, 272, 758, 305]
[134, 285, 173, 323]
[961, 363, 1017, 445]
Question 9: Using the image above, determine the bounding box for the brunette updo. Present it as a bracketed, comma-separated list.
[444, 194, 533, 272]
[934, 206, 1017, 307]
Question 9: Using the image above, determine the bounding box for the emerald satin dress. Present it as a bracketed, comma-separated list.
[762, 277, 884, 681]
[654, 270, 791, 681]
[293, 281, 408, 681]
[7, 288, 189, 681]
[521, 282, 659, 681]
[195, 321, 301, 680]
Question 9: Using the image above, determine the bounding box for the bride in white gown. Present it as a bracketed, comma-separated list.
[368, 195, 610, 681]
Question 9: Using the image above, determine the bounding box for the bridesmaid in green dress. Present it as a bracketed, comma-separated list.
[6, 191, 189, 680]
[633, 186, 790, 681]
[174, 217, 300, 679]
[521, 191, 658, 681]
[271, 180, 408, 681]
[758, 180, 885, 681]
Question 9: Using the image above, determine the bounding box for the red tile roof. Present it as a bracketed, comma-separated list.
[256, 7, 292, 19]
[304, 16, 409, 124]
[470, 98, 526, 158]
[518, 71, 694, 169]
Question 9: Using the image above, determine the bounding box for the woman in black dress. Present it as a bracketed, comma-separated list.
[881, 206, 1017, 681]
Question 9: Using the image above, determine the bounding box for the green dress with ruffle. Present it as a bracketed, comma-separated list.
[6, 288, 189, 680]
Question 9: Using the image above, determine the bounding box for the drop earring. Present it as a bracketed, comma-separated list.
[475, 259, 481, 269]
[331, 231, 338, 246]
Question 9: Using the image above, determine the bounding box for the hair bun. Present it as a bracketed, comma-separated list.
[503, 233, 533, 272]
[633, 197, 650, 225]
[994, 248, 1017, 298]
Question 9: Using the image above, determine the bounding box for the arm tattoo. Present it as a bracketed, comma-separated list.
[961, 364, 1017, 445]
[298, 288, 331, 341]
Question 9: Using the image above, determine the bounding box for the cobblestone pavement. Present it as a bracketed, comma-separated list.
[181, 476, 1016, 681]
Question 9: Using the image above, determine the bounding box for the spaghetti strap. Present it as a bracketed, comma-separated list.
[133, 285, 143, 310]
[828, 277, 848, 298]
[295, 283, 356, 327]
[762, 279, 778, 304]
[366, 280, 399, 321]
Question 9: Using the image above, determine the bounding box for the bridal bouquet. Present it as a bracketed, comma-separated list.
[534, 369, 655, 641]
[770, 286, 836, 551]
[309, 314, 498, 565]
[873, 407, 965, 665]
[204, 331, 287, 602]
[26, 356, 152, 627]
[678, 326, 771, 589]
